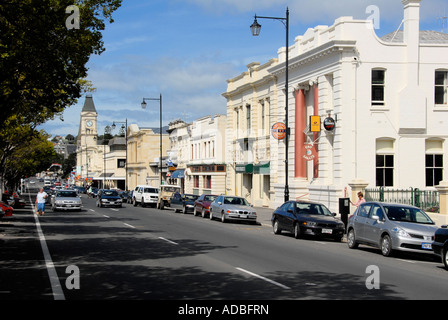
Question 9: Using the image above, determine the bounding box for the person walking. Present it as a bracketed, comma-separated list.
[35, 188, 48, 216]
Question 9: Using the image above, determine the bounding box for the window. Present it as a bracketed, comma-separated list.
[435, 70, 448, 105]
[193, 176, 199, 188]
[376, 155, 394, 187]
[426, 155, 443, 187]
[426, 140, 444, 187]
[246, 104, 251, 133]
[372, 69, 385, 106]
[376, 139, 394, 187]
[203, 175, 211, 189]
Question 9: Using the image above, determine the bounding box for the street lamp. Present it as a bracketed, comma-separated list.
[111, 119, 128, 191]
[141, 94, 163, 186]
[251, 8, 290, 202]
[104, 125, 112, 189]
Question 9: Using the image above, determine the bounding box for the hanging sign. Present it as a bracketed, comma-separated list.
[303, 144, 315, 161]
[272, 122, 287, 140]
[310, 116, 321, 132]
[323, 117, 336, 131]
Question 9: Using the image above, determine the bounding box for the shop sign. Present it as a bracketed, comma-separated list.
[303, 144, 315, 161]
[310, 116, 321, 132]
[272, 122, 287, 140]
[323, 117, 336, 131]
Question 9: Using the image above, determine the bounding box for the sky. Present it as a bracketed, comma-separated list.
[38, 0, 448, 138]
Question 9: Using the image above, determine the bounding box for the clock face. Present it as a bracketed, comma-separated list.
[86, 120, 93, 127]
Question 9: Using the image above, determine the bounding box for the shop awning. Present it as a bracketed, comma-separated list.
[253, 161, 270, 174]
[171, 169, 185, 179]
[235, 163, 253, 174]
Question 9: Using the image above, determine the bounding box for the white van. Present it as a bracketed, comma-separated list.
[133, 185, 159, 207]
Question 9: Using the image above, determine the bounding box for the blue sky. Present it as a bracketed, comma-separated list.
[39, 0, 448, 138]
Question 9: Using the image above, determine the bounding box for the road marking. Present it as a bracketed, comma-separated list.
[103, 215, 110, 218]
[123, 223, 136, 229]
[158, 237, 179, 245]
[29, 200, 65, 300]
[236, 267, 291, 290]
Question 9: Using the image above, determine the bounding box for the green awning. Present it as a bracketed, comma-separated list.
[235, 163, 253, 174]
[253, 161, 270, 174]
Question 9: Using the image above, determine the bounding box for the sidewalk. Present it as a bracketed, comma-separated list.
[254, 206, 274, 227]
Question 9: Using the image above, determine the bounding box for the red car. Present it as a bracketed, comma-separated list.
[0, 201, 13, 217]
[193, 194, 218, 218]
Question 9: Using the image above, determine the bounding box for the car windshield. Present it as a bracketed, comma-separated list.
[185, 195, 199, 201]
[144, 188, 158, 193]
[383, 205, 434, 224]
[57, 191, 77, 197]
[162, 186, 180, 193]
[103, 190, 118, 196]
[223, 197, 249, 206]
[296, 203, 332, 216]
[204, 195, 217, 202]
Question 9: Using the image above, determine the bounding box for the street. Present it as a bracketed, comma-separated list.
[1, 186, 448, 304]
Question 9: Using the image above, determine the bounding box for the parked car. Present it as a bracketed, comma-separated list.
[51, 189, 82, 211]
[74, 186, 87, 194]
[209, 195, 257, 224]
[347, 202, 438, 257]
[272, 200, 345, 241]
[0, 206, 4, 219]
[170, 193, 199, 214]
[97, 189, 122, 208]
[194, 194, 218, 218]
[133, 185, 159, 207]
[87, 187, 98, 198]
[433, 225, 448, 270]
[0, 202, 13, 217]
[157, 185, 181, 210]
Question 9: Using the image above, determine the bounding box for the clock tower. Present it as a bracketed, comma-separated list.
[76, 94, 99, 186]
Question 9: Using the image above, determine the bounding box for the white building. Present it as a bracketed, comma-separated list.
[224, 0, 448, 212]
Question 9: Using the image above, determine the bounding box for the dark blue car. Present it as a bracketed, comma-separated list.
[272, 200, 345, 241]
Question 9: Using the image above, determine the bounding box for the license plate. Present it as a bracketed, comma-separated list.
[240, 215, 247, 218]
[422, 243, 432, 250]
[322, 229, 332, 234]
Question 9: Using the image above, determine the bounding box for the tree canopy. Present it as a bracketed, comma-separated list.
[0, 0, 122, 189]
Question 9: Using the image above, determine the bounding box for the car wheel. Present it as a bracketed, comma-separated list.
[381, 234, 393, 257]
[133, 198, 137, 206]
[182, 206, 187, 214]
[294, 223, 301, 239]
[221, 211, 226, 223]
[201, 208, 207, 218]
[209, 209, 214, 220]
[347, 229, 358, 249]
[142, 199, 146, 207]
[273, 219, 282, 235]
[443, 247, 448, 271]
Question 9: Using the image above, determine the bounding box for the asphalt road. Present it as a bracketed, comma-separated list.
[2, 185, 448, 304]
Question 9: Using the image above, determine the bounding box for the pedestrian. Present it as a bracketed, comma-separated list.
[35, 188, 48, 216]
[351, 191, 366, 207]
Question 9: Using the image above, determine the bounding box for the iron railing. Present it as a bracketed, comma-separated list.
[365, 187, 439, 213]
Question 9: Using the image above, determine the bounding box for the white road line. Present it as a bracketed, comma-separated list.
[158, 237, 179, 245]
[28, 198, 65, 301]
[236, 267, 291, 290]
[103, 215, 110, 218]
[123, 223, 136, 229]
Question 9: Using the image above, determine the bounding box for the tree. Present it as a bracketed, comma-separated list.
[0, 0, 122, 127]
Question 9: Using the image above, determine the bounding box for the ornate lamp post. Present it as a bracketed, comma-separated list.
[251, 8, 290, 202]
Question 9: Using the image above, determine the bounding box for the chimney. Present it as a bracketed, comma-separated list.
[402, 0, 421, 85]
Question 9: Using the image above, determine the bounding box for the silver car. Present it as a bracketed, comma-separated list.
[347, 202, 438, 257]
[209, 195, 257, 224]
[51, 189, 82, 211]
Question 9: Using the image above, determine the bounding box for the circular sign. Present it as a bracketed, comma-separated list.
[272, 122, 287, 140]
[323, 117, 335, 131]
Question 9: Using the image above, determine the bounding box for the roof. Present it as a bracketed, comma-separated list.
[381, 30, 448, 44]
[81, 94, 97, 113]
